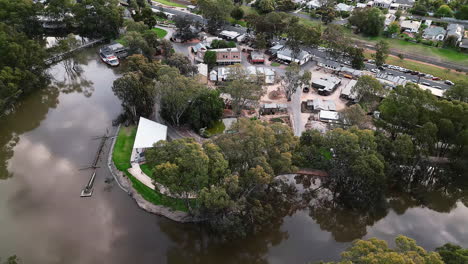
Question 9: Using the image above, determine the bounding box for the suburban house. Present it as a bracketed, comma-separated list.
[373, 0, 392, 9]
[312, 77, 341, 95]
[400, 20, 421, 33]
[219, 30, 241, 40]
[260, 103, 288, 115]
[393, 0, 415, 10]
[422, 26, 446, 41]
[131, 117, 167, 164]
[384, 13, 396, 28]
[195, 48, 242, 64]
[306, 0, 322, 9]
[275, 47, 311, 65]
[216, 66, 276, 84]
[316, 58, 341, 70]
[446, 24, 464, 42]
[335, 3, 354, 12]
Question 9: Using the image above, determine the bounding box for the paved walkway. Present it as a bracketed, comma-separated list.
[128, 163, 197, 199]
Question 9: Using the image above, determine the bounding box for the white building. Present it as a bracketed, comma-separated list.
[373, 0, 392, 9]
[335, 3, 354, 12]
[446, 24, 464, 42]
[216, 66, 276, 84]
[384, 13, 396, 27]
[400, 20, 421, 33]
[277, 48, 311, 65]
[319, 110, 340, 121]
[306, 0, 322, 9]
[219, 30, 241, 40]
[131, 117, 168, 163]
[340, 79, 358, 101]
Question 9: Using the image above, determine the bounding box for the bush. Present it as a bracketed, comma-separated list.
[270, 117, 284, 123]
[340, 11, 350, 18]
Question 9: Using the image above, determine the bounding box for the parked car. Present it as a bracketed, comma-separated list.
[370, 69, 379, 73]
[411, 71, 419, 75]
[445, 80, 454, 85]
[422, 82, 431, 86]
[388, 72, 393, 75]
[434, 86, 442, 89]
[368, 59, 375, 64]
[432, 77, 440, 81]
[378, 66, 385, 71]
[399, 76, 406, 80]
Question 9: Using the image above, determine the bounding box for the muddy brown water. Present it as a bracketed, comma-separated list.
[0, 48, 467, 264]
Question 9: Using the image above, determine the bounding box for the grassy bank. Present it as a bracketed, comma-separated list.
[112, 125, 188, 212]
[364, 51, 468, 83]
[153, 0, 186, 8]
[349, 31, 468, 66]
[152, 27, 168, 38]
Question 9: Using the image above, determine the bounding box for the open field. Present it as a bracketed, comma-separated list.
[153, 0, 186, 8]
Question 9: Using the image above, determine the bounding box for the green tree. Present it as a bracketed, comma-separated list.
[185, 89, 224, 130]
[112, 71, 157, 123]
[349, 7, 385, 36]
[276, 0, 296, 11]
[73, 0, 123, 39]
[257, 0, 275, 13]
[231, 6, 245, 20]
[203, 50, 217, 68]
[322, 24, 348, 58]
[348, 47, 365, 70]
[445, 80, 468, 102]
[0, 23, 48, 115]
[157, 67, 205, 126]
[374, 40, 389, 67]
[435, 4, 453, 17]
[351, 75, 386, 107]
[386, 21, 400, 36]
[0, 0, 42, 38]
[436, 243, 468, 264]
[282, 63, 311, 101]
[164, 53, 198, 76]
[444, 35, 459, 48]
[174, 15, 199, 42]
[145, 138, 212, 211]
[455, 5, 468, 20]
[123, 31, 154, 59]
[139, 7, 157, 28]
[222, 64, 264, 115]
[197, 0, 234, 33]
[322, 235, 444, 264]
[339, 104, 370, 129]
[319, 5, 337, 24]
[411, 3, 428, 16]
[124, 20, 149, 33]
[285, 23, 321, 58]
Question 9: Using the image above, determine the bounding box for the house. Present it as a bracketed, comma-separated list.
[306, 0, 322, 9]
[356, 3, 367, 8]
[195, 48, 242, 64]
[312, 77, 341, 95]
[384, 14, 396, 27]
[422, 26, 446, 41]
[277, 48, 311, 65]
[316, 58, 341, 70]
[339, 67, 363, 78]
[191, 43, 207, 54]
[335, 3, 354, 12]
[308, 99, 337, 111]
[249, 51, 265, 64]
[319, 110, 340, 121]
[217, 66, 276, 84]
[392, 0, 415, 10]
[340, 80, 358, 101]
[209, 70, 218, 81]
[446, 24, 464, 42]
[269, 44, 284, 55]
[400, 20, 421, 33]
[260, 103, 288, 115]
[131, 117, 167, 163]
[373, 0, 392, 8]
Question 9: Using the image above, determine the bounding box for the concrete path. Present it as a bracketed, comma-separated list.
[128, 163, 197, 199]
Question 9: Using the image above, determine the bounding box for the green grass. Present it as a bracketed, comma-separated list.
[126, 171, 188, 212]
[365, 51, 468, 83]
[206, 120, 226, 135]
[227, 17, 248, 27]
[112, 126, 137, 171]
[346, 30, 468, 66]
[140, 163, 154, 178]
[152, 0, 186, 8]
[298, 17, 323, 28]
[112, 125, 188, 211]
[241, 5, 258, 16]
[271, 62, 281, 67]
[151, 27, 168, 38]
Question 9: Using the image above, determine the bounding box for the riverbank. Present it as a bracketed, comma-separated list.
[107, 124, 196, 223]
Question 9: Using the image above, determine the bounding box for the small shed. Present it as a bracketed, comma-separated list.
[131, 117, 167, 163]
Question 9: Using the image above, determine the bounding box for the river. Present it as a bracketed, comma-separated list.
[0, 48, 467, 264]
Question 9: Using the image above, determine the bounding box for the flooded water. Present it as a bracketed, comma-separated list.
[0, 48, 467, 264]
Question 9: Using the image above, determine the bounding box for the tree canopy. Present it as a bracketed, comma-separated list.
[349, 7, 385, 36]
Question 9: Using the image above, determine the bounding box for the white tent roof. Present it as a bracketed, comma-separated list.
[132, 117, 167, 149]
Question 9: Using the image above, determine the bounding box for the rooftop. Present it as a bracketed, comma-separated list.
[133, 117, 168, 149]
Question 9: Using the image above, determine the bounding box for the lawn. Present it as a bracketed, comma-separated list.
[151, 27, 168, 38]
[112, 125, 188, 211]
[365, 51, 468, 83]
[271, 62, 281, 67]
[152, 0, 186, 8]
[206, 120, 226, 135]
[227, 17, 248, 27]
[140, 163, 154, 178]
[112, 125, 137, 171]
